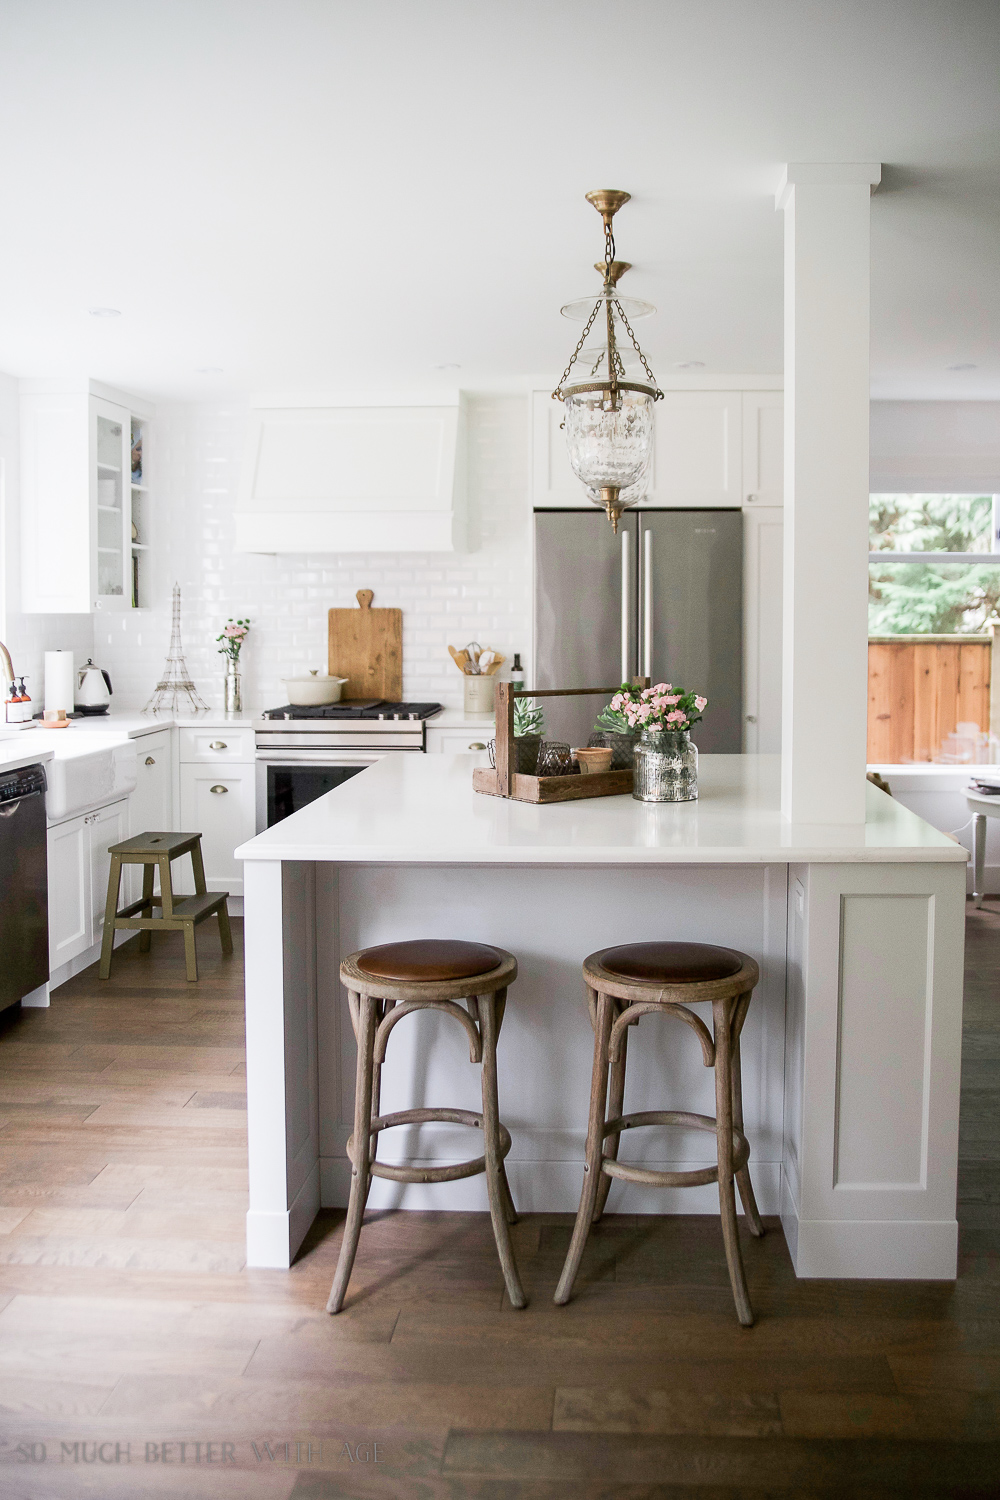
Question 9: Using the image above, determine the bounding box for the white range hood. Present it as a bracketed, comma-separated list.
[235, 393, 467, 553]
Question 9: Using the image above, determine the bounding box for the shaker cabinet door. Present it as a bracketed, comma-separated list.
[178, 763, 256, 896]
[88, 800, 129, 948]
[47, 815, 91, 969]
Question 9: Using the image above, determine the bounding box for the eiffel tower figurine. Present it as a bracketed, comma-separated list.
[143, 583, 209, 714]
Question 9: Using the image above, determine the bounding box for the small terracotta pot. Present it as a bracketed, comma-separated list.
[574, 747, 613, 775]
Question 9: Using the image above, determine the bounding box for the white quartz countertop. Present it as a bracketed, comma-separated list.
[0, 735, 55, 774]
[236, 753, 969, 866]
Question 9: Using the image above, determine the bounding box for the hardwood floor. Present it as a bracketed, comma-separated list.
[0, 911, 996, 1497]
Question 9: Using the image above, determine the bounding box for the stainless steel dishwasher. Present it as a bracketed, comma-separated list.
[0, 762, 48, 1012]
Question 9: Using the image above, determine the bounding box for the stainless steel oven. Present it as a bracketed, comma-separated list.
[254, 715, 433, 830]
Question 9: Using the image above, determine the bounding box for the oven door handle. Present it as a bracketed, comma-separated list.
[255, 751, 388, 767]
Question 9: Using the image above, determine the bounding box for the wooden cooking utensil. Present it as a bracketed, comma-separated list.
[328, 590, 402, 701]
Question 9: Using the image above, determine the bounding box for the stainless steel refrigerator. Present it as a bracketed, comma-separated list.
[534, 508, 744, 752]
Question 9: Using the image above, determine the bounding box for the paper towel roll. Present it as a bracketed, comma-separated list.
[44, 651, 76, 714]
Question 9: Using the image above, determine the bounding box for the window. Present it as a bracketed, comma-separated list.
[869, 495, 1000, 635]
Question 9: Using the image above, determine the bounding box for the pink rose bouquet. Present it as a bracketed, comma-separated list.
[596, 681, 708, 735]
[216, 617, 251, 663]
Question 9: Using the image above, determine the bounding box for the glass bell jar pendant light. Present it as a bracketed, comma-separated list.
[553, 189, 663, 532]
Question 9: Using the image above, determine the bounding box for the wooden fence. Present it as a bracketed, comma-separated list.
[867, 635, 992, 762]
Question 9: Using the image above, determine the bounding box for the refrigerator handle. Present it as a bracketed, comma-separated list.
[642, 528, 653, 679]
[621, 528, 630, 682]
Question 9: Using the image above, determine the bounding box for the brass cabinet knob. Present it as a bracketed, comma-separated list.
[468, 742, 486, 750]
[145, 756, 155, 766]
[210, 741, 227, 750]
[210, 784, 228, 794]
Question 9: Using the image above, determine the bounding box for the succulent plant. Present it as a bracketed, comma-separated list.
[513, 697, 545, 738]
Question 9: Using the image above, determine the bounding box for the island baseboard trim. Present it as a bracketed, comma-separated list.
[788, 1216, 958, 1280]
[246, 1163, 320, 1269]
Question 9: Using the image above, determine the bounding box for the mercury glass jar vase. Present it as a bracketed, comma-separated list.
[224, 662, 243, 718]
[632, 728, 698, 803]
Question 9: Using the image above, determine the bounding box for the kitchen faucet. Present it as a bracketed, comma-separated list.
[0, 641, 14, 690]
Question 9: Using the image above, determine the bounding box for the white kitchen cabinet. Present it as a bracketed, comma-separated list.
[20, 381, 152, 614]
[47, 797, 129, 972]
[129, 730, 173, 836]
[178, 763, 256, 896]
[178, 726, 255, 763]
[88, 800, 129, 946]
[126, 729, 174, 903]
[426, 729, 492, 763]
[47, 814, 90, 969]
[742, 392, 784, 507]
[743, 506, 784, 754]
[650, 392, 743, 507]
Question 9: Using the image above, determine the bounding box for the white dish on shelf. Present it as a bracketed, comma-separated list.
[283, 674, 349, 706]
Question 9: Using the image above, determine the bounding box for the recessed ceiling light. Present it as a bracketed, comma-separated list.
[195, 366, 224, 374]
[674, 360, 705, 369]
[88, 306, 121, 318]
[432, 362, 461, 370]
[947, 362, 977, 371]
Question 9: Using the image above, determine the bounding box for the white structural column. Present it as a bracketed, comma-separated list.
[777, 163, 881, 824]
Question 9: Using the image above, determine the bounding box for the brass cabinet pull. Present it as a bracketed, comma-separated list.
[210, 741, 227, 750]
[468, 742, 486, 750]
[145, 756, 156, 766]
[210, 784, 228, 794]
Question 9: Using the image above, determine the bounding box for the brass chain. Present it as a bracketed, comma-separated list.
[614, 298, 663, 398]
[552, 295, 603, 399]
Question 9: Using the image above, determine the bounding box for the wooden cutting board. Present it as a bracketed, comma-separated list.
[328, 590, 402, 701]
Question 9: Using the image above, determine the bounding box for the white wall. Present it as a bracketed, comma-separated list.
[97, 395, 532, 712]
[0, 372, 93, 707]
[871, 400, 1000, 492]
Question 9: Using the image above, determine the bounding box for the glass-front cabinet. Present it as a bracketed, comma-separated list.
[20, 381, 152, 614]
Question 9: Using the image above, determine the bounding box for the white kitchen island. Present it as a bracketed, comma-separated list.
[237, 753, 967, 1282]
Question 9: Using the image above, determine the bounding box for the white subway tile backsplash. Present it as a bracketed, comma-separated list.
[102, 394, 533, 712]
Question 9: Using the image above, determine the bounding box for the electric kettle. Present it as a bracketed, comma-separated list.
[75, 659, 113, 715]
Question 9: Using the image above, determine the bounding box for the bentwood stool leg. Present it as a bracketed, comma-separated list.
[594, 998, 627, 1223]
[554, 989, 615, 1305]
[731, 992, 764, 1237]
[98, 854, 124, 980]
[479, 988, 526, 1308]
[714, 993, 753, 1327]
[328, 992, 378, 1314]
[486, 990, 518, 1227]
[138, 864, 155, 953]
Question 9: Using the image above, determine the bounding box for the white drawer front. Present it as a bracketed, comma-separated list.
[430, 730, 492, 762]
[179, 727, 255, 764]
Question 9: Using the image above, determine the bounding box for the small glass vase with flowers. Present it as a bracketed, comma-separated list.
[596, 681, 708, 802]
[216, 617, 251, 717]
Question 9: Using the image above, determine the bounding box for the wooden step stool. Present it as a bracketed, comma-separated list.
[99, 831, 233, 983]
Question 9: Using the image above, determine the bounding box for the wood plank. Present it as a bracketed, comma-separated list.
[327, 589, 402, 700]
[867, 642, 893, 761]
[911, 640, 937, 761]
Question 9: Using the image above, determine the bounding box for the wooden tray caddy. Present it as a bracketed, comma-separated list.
[473, 684, 640, 804]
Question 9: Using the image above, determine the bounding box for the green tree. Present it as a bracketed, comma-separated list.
[869, 495, 999, 634]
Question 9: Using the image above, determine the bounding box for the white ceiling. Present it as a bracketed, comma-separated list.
[1, 0, 998, 403]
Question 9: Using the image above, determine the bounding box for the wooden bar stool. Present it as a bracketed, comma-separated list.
[327, 939, 526, 1314]
[554, 941, 764, 1326]
[98, 831, 233, 983]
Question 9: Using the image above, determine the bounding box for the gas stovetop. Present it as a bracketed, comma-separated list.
[260, 700, 442, 724]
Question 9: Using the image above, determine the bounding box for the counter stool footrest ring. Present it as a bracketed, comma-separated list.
[346, 1107, 512, 1185]
[599, 1111, 750, 1187]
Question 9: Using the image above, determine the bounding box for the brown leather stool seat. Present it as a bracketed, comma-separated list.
[356, 939, 504, 983]
[555, 940, 763, 1327]
[601, 941, 743, 984]
[327, 939, 524, 1317]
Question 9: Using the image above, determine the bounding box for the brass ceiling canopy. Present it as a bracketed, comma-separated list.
[553, 190, 662, 532]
